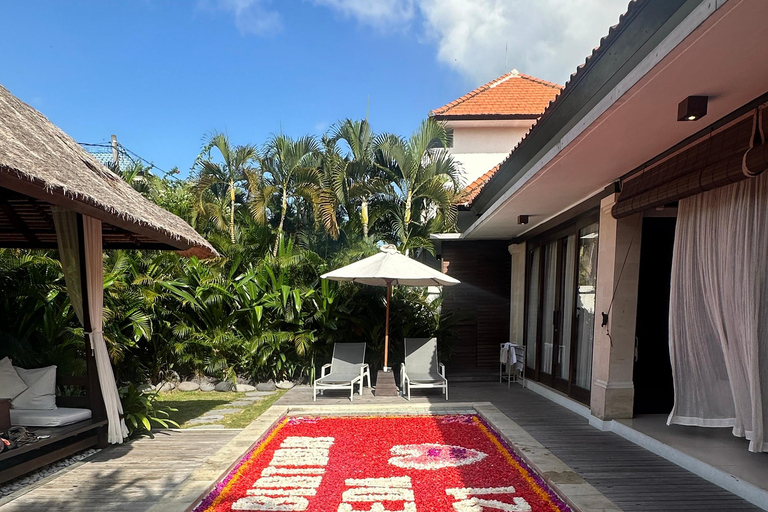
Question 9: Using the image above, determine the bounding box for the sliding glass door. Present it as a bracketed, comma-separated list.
[524, 215, 599, 403]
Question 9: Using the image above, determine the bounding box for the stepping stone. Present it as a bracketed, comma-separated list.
[200, 382, 215, 392]
[188, 424, 226, 430]
[215, 382, 234, 392]
[187, 415, 224, 424]
[246, 391, 274, 397]
[178, 381, 200, 392]
[229, 401, 257, 407]
[207, 408, 242, 416]
[234, 396, 263, 402]
[235, 384, 256, 392]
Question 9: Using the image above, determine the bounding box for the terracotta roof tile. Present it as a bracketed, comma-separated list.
[456, 164, 502, 207]
[431, 70, 562, 119]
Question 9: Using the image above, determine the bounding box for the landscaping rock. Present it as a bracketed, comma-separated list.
[200, 382, 216, 392]
[177, 381, 200, 392]
[157, 381, 175, 393]
[215, 381, 234, 392]
[276, 380, 295, 390]
[235, 384, 256, 392]
[256, 381, 276, 391]
[136, 383, 154, 393]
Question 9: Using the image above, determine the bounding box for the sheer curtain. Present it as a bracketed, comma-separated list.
[52, 210, 128, 444]
[668, 172, 768, 452]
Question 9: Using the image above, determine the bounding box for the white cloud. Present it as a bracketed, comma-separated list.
[419, 0, 628, 85]
[201, 0, 282, 36]
[309, 0, 628, 85]
[308, 0, 416, 31]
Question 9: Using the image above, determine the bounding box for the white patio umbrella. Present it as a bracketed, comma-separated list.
[321, 244, 460, 370]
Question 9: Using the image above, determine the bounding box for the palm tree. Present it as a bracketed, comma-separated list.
[250, 134, 323, 256]
[193, 133, 258, 243]
[331, 119, 387, 241]
[374, 119, 463, 254]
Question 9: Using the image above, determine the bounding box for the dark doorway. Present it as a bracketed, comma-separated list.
[633, 216, 676, 415]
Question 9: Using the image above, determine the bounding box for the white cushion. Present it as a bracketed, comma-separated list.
[10, 407, 91, 427]
[11, 365, 57, 410]
[0, 357, 28, 400]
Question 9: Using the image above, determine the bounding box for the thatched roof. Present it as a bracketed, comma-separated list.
[0, 84, 217, 258]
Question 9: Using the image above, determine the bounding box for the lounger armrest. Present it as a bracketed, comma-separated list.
[321, 364, 332, 378]
[439, 362, 446, 378]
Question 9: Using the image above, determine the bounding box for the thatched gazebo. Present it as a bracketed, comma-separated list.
[0, 83, 217, 482]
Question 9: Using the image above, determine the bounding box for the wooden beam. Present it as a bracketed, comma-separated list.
[0, 200, 39, 244]
[0, 172, 196, 252]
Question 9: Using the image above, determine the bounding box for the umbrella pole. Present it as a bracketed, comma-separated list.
[384, 281, 392, 370]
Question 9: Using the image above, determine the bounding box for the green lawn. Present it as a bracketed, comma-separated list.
[156, 389, 287, 428]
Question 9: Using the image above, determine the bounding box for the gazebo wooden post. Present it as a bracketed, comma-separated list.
[76, 214, 108, 448]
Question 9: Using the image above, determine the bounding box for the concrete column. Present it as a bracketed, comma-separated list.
[590, 194, 643, 420]
[508, 243, 526, 344]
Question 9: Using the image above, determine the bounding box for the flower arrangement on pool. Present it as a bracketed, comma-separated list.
[193, 415, 573, 512]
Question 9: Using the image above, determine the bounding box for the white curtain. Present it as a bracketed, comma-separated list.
[668, 172, 768, 452]
[52, 210, 128, 444]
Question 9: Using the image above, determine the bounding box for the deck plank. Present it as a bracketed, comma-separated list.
[0, 382, 763, 512]
[0, 429, 240, 512]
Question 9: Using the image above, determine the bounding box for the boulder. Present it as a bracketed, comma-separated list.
[275, 380, 295, 390]
[214, 381, 234, 392]
[157, 382, 175, 393]
[199, 382, 216, 392]
[256, 381, 276, 392]
[177, 381, 200, 392]
[234, 384, 256, 392]
[136, 383, 154, 393]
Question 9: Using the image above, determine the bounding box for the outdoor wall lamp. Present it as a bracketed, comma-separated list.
[517, 215, 529, 225]
[678, 96, 708, 121]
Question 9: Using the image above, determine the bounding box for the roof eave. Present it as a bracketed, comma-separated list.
[0, 167, 219, 259]
[470, 0, 702, 215]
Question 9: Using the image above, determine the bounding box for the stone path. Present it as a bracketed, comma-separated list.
[183, 391, 276, 428]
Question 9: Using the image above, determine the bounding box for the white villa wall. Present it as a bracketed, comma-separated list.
[447, 123, 533, 185]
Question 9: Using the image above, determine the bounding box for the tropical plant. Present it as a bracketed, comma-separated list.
[119, 383, 178, 437]
[251, 134, 324, 256]
[374, 119, 463, 254]
[331, 119, 389, 241]
[193, 133, 258, 242]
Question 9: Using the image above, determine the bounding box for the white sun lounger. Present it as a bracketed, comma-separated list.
[313, 343, 371, 401]
[400, 337, 448, 401]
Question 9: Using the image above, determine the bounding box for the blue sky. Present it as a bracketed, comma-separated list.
[1, 1, 627, 175]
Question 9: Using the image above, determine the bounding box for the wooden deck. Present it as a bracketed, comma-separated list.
[0, 429, 239, 512]
[0, 382, 761, 512]
[281, 383, 763, 512]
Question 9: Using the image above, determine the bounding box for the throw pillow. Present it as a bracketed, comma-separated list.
[0, 357, 28, 400]
[11, 365, 58, 410]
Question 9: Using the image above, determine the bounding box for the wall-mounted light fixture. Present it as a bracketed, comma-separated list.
[678, 96, 708, 121]
[517, 215, 529, 225]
